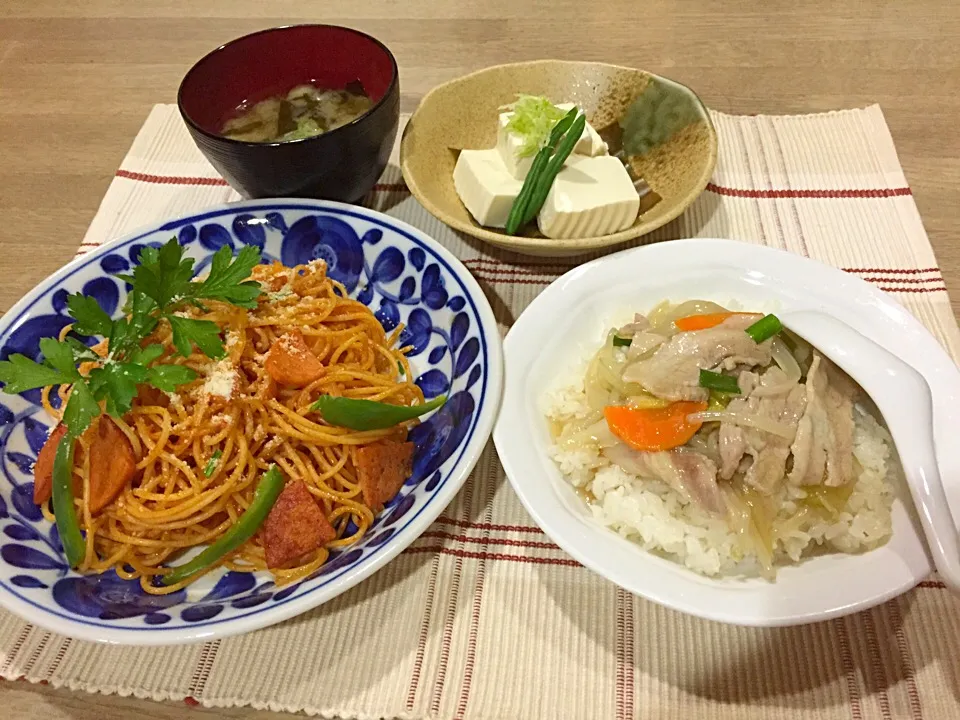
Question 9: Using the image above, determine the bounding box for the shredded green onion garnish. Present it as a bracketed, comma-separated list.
[503, 95, 568, 158]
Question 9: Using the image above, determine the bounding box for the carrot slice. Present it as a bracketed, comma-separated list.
[673, 312, 757, 332]
[264, 330, 325, 387]
[86, 417, 137, 514]
[33, 424, 69, 505]
[604, 401, 708, 452]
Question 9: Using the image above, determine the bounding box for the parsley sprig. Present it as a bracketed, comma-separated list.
[0, 238, 262, 437]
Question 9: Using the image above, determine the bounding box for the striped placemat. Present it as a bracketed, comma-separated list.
[2, 105, 959, 720]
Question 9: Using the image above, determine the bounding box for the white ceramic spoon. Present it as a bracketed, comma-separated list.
[781, 309, 960, 593]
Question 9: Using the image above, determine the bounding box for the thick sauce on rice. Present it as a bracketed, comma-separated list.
[545, 301, 896, 579]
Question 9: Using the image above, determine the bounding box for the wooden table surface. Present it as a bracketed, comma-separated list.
[1, 1, 958, 717]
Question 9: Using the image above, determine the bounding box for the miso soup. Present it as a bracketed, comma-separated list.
[221, 82, 373, 143]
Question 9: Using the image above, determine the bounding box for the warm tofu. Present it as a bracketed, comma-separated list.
[537, 155, 640, 239]
[262, 480, 336, 569]
[354, 440, 415, 512]
[496, 102, 609, 180]
[453, 149, 524, 228]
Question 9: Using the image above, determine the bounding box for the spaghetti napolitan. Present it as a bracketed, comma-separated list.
[33, 259, 429, 594]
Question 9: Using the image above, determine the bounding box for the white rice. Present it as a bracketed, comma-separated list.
[543, 359, 897, 578]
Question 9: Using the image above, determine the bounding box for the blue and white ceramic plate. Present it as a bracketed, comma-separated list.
[0, 200, 502, 645]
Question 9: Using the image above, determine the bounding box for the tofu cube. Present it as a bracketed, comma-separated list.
[537, 155, 640, 239]
[496, 102, 609, 180]
[453, 149, 524, 228]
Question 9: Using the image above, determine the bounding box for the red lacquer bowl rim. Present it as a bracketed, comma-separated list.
[177, 24, 399, 148]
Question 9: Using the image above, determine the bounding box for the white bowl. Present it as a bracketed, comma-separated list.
[493, 238, 960, 626]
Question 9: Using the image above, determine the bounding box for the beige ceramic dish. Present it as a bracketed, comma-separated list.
[400, 60, 718, 257]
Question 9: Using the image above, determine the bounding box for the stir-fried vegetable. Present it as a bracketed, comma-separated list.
[745, 314, 783, 343]
[311, 394, 446, 431]
[603, 401, 707, 452]
[698, 369, 741, 394]
[161, 465, 285, 586]
[673, 311, 755, 332]
[51, 432, 84, 567]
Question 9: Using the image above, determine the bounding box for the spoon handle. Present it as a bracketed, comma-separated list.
[884, 379, 960, 591]
[782, 310, 960, 592]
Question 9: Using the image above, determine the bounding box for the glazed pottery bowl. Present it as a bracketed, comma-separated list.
[400, 60, 717, 256]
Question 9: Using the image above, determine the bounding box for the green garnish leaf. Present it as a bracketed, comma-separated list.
[503, 95, 569, 158]
[166, 315, 225, 359]
[61, 382, 100, 435]
[38, 338, 82, 378]
[0, 353, 74, 392]
[67, 294, 114, 337]
[0, 237, 263, 440]
[147, 364, 197, 392]
[90, 362, 150, 417]
[129, 344, 165, 366]
[63, 337, 100, 362]
[204, 449, 223, 477]
[131, 240, 196, 309]
[187, 245, 263, 309]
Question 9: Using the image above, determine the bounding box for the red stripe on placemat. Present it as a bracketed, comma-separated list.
[113, 168, 913, 200]
[0, 626, 32, 677]
[464, 268, 949, 294]
[434, 516, 544, 535]
[918, 580, 946, 589]
[453, 465, 497, 720]
[44, 638, 71, 680]
[187, 639, 221, 702]
[464, 258, 945, 284]
[406, 553, 440, 712]
[834, 616, 865, 720]
[421, 530, 559, 551]
[862, 276, 944, 285]
[706, 182, 912, 199]
[888, 599, 925, 720]
[428, 477, 475, 716]
[843, 267, 939, 275]
[862, 611, 894, 720]
[115, 169, 407, 194]
[614, 587, 636, 720]
[874, 286, 947, 294]
[407, 546, 581, 568]
[116, 169, 228, 186]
